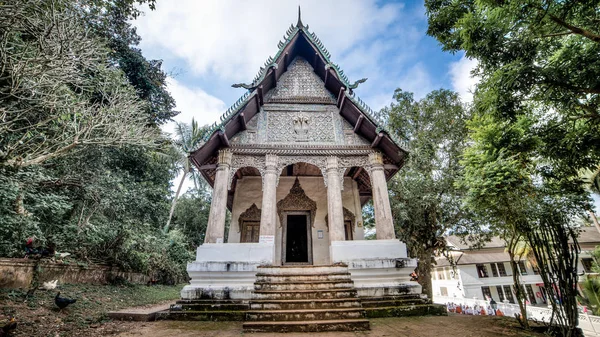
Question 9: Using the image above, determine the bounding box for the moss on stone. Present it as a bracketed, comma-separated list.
[365, 304, 447, 318]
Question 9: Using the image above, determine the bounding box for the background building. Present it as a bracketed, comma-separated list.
[432, 227, 600, 305]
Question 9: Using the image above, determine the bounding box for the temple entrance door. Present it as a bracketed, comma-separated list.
[282, 211, 312, 264]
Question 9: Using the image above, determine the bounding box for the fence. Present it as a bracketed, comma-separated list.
[433, 295, 600, 336]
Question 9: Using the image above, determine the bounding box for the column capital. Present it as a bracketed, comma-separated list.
[368, 152, 384, 166]
[218, 149, 233, 167]
[265, 154, 278, 171]
[326, 156, 339, 172]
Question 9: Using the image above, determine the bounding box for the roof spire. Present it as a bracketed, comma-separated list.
[296, 6, 304, 28]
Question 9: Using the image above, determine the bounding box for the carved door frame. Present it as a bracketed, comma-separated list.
[281, 210, 313, 265]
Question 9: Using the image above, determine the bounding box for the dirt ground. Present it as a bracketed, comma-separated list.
[0, 284, 182, 337]
[115, 315, 547, 337]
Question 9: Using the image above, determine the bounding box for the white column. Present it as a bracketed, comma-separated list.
[204, 149, 232, 243]
[369, 152, 396, 240]
[326, 157, 345, 242]
[259, 154, 278, 240]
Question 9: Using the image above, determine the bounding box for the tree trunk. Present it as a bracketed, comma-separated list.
[508, 249, 529, 329]
[165, 170, 187, 232]
[417, 247, 435, 299]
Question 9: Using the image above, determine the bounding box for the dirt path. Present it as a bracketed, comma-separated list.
[115, 315, 546, 337]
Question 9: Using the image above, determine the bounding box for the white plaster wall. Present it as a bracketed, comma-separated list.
[227, 175, 362, 265]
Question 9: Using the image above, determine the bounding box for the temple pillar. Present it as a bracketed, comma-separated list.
[369, 152, 396, 240]
[204, 149, 232, 243]
[326, 157, 345, 242]
[259, 154, 278, 241]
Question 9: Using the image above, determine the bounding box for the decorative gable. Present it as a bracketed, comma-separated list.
[265, 57, 336, 104]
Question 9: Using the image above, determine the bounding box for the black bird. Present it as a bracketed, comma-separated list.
[55, 292, 76, 309]
[0, 317, 17, 336]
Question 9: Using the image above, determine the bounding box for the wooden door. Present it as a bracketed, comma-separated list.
[241, 221, 260, 243]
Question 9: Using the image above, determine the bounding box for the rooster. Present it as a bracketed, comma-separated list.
[0, 317, 17, 336]
[40, 280, 58, 290]
[55, 292, 76, 310]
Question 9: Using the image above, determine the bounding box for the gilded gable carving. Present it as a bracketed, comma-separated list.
[277, 178, 317, 228]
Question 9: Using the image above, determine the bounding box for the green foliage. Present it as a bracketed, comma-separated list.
[580, 277, 600, 315]
[171, 192, 211, 249]
[382, 88, 474, 296]
[362, 201, 376, 240]
[425, 3, 596, 331]
[425, 0, 600, 177]
[0, 0, 195, 284]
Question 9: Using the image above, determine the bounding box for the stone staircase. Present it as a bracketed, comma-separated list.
[362, 294, 447, 318]
[157, 299, 249, 321]
[242, 264, 370, 333]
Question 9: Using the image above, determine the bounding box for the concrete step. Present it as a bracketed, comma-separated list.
[361, 298, 428, 308]
[176, 299, 247, 305]
[246, 307, 365, 321]
[256, 265, 348, 275]
[250, 298, 361, 310]
[243, 318, 370, 332]
[108, 303, 171, 322]
[255, 272, 352, 283]
[364, 304, 447, 318]
[157, 310, 246, 321]
[254, 280, 354, 291]
[177, 303, 249, 311]
[253, 288, 357, 300]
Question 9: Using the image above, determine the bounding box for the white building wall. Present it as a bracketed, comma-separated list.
[433, 261, 547, 305]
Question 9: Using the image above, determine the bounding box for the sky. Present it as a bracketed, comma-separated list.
[131, 0, 600, 211]
[133, 0, 480, 138]
[132, 0, 480, 195]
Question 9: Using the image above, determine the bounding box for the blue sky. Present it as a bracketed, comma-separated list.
[133, 0, 479, 137]
[132, 0, 600, 211]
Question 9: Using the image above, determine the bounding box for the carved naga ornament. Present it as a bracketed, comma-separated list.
[293, 112, 310, 142]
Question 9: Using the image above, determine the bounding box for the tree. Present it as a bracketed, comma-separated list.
[0, 0, 191, 284]
[581, 167, 600, 232]
[82, 0, 177, 125]
[383, 89, 473, 298]
[425, 0, 600, 178]
[458, 111, 588, 334]
[0, 0, 161, 167]
[165, 119, 208, 232]
[426, 2, 595, 333]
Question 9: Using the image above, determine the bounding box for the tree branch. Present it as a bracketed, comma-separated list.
[549, 15, 600, 43]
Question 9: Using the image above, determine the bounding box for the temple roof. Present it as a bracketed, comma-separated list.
[189, 8, 409, 179]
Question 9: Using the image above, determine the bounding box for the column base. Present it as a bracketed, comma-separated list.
[330, 240, 422, 296]
[182, 243, 275, 300]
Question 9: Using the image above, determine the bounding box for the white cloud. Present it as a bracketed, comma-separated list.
[135, 0, 402, 83]
[449, 55, 480, 102]
[398, 63, 434, 100]
[161, 77, 227, 136]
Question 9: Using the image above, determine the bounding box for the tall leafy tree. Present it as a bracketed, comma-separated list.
[383, 89, 473, 298]
[82, 0, 177, 125]
[0, 0, 161, 167]
[425, 0, 600, 176]
[165, 120, 208, 232]
[458, 106, 588, 333]
[0, 0, 190, 284]
[426, 2, 596, 333]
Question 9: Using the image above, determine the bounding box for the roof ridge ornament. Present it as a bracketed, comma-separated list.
[296, 6, 304, 28]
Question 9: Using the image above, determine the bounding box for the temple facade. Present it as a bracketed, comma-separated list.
[180, 12, 422, 320]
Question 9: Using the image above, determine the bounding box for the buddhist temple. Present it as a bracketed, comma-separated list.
[171, 8, 443, 332]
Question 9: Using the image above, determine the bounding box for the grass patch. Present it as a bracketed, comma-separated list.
[0, 283, 182, 336]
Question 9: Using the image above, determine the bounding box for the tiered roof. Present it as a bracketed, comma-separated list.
[190, 8, 409, 178]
